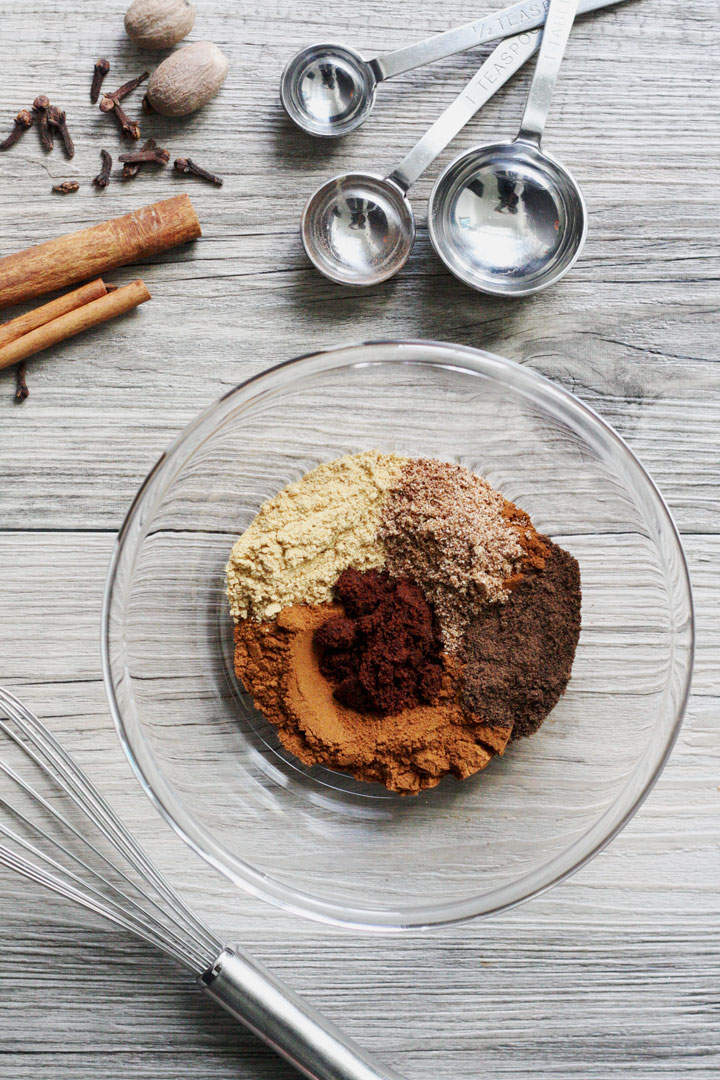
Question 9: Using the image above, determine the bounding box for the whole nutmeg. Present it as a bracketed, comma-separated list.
[125, 0, 196, 49]
[146, 40, 229, 116]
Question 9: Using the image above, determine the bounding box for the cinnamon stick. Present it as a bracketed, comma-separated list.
[0, 279, 108, 350]
[0, 280, 151, 371]
[0, 195, 200, 311]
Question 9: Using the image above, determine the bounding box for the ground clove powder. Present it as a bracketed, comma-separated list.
[461, 538, 581, 739]
[314, 567, 445, 714]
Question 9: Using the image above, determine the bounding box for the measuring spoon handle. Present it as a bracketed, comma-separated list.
[370, 0, 550, 81]
[371, 0, 623, 82]
[388, 31, 541, 193]
[516, 0, 580, 144]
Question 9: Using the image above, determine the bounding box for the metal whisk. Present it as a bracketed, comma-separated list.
[0, 688, 406, 1080]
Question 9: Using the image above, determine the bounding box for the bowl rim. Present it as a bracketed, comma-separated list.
[102, 339, 695, 932]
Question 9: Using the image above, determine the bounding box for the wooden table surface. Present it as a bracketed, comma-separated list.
[0, 0, 718, 1076]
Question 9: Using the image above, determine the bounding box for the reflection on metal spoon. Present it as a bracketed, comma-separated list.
[301, 31, 541, 285]
[428, 0, 588, 295]
[281, 0, 632, 137]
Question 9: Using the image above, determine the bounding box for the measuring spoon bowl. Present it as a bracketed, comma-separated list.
[280, 44, 377, 137]
[428, 139, 587, 295]
[301, 173, 415, 286]
[299, 27, 545, 286]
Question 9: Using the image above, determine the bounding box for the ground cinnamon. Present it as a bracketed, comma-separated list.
[502, 500, 551, 590]
[234, 604, 511, 795]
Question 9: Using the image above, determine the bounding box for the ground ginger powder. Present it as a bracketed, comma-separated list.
[226, 450, 408, 621]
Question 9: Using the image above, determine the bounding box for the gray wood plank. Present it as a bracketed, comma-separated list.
[0, 0, 718, 1076]
[0, 532, 718, 1080]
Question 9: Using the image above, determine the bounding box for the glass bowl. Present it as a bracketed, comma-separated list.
[102, 341, 694, 931]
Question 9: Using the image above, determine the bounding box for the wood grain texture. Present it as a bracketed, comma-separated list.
[0, 0, 718, 1077]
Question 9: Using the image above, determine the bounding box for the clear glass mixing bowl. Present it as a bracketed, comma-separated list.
[103, 341, 694, 931]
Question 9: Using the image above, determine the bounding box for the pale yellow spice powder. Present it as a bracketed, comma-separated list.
[226, 451, 408, 621]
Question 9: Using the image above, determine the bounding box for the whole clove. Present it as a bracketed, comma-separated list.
[93, 149, 113, 188]
[52, 181, 80, 194]
[91, 58, 111, 104]
[122, 138, 156, 179]
[47, 105, 74, 159]
[100, 96, 141, 141]
[99, 95, 141, 141]
[32, 95, 53, 151]
[119, 146, 170, 167]
[108, 71, 149, 102]
[99, 72, 148, 142]
[15, 361, 29, 402]
[174, 157, 223, 186]
[0, 110, 34, 151]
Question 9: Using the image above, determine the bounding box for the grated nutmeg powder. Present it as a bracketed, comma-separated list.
[379, 458, 524, 651]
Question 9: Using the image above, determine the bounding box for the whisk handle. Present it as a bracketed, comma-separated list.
[201, 948, 408, 1080]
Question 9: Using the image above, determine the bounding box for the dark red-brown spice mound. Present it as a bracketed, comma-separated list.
[460, 538, 581, 739]
[314, 567, 444, 714]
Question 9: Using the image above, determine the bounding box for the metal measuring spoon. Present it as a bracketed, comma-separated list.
[281, 0, 617, 137]
[428, 0, 586, 295]
[299, 0, 622, 287]
[301, 31, 544, 287]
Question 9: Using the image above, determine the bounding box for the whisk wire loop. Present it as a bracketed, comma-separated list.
[0, 840, 202, 968]
[0, 688, 221, 972]
[0, 804, 210, 969]
[1, 694, 220, 950]
[3, 729, 220, 962]
[0, 687, 408, 1080]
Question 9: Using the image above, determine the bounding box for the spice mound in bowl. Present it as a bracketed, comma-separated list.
[226, 451, 581, 795]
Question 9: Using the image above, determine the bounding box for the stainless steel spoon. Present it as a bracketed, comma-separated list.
[281, 0, 611, 137]
[281, 0, 555, 137]
[301, 31, 541, 286]
[428, 0, 586, 295]
[301, 0, 621, 287]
